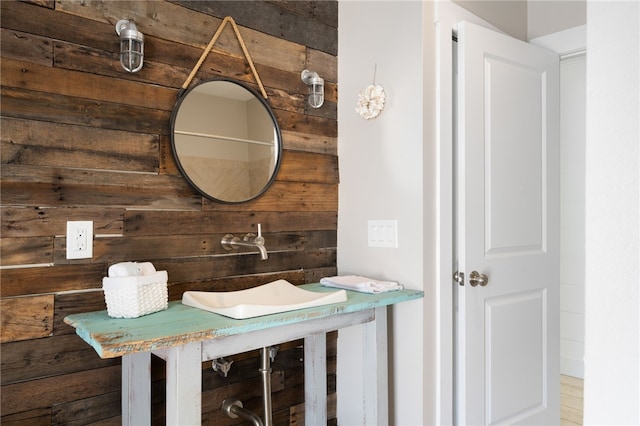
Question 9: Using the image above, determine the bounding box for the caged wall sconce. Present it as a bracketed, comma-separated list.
[115, 20, 144, 73]
[301, 70, 324, 108]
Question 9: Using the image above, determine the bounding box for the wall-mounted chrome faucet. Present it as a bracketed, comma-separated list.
[221, 224, 268, 260]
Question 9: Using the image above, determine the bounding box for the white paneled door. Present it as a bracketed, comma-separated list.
[454, 21, 560, 425]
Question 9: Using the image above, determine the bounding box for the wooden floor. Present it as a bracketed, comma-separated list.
[561, 375, 584, 425]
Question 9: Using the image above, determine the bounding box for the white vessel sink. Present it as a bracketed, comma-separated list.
[182, 279, 347, 319]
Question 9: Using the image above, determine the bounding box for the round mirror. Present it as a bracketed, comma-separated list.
[170, 78, 282, 203]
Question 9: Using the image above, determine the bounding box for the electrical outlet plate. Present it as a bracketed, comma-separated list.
[66, 221, 93, 259]
[367, 220, 398, 248]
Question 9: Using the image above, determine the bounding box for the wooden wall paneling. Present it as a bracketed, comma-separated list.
[281, 130, 337, 155]
[304, 99, 338, 121]
[0, 408, 52, 426]
[52, 1, 328, 104]
[203, 182, 338, 212]
[1, 206, 124, 238]
[159, 134, 180, 175]
[1, 0, 339, 422]
[278, 151, 339, 184]
[305, 266, 339, 284]
[1, 118, 161, 173]
[53, 291, 108, 336]
[152, 247, 336, 285]
[123, 210, 337, 236]
[0, 59, 177, 111]
[23, 0, 54, 10]
[55, 234, 222, 265]
[56, 0, 224, 50]
[0, 87, 170, 135]
[186, 59, 310, 115]
[57, 0, 308, 73]
[0, 295, 54, 343]
[0, 28, 53, 66]
[57, 229, 336, 265]
[0, 1, 113, 51]
[52, 34, 195, 87]
[306, 48, 338, 82]
[258, 84, 305, 115]
[0, 164, 202, 210]
[273, 376, 305, 420]
[0, 236, 52, 265]
[0, 334, 119, 385]
[172, 42, 307, 98]
[275, 109, 337, 136]
[171, 1, 338, 55]
[0, 264, 106, 298]
[271, 1, 339, 30]
[0, 365, 121, 417]
[51, 391, 121, 426]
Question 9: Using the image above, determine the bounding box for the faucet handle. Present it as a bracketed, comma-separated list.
[254, 223, 265, 244]
[212, 357, 233, 377]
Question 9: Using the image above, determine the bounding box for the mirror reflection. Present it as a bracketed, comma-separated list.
[171, 79, 282, 203]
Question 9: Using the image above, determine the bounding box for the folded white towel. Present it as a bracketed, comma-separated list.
[108, 261, 156, 277]
[103, 270, 168, 289]
[137, 262, 156, 276]
[320, 275, 402, 294]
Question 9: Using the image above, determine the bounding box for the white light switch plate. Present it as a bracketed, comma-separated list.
[66, 221, 93, 259]
[367, 220, 398, 248]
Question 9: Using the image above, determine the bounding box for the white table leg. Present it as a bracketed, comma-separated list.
[165, 341, 202, 425]
[122, 352, 151, 426]
[363, 306, 389, 425]
[304, 332, 327, 425]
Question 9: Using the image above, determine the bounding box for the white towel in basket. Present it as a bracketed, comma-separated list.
[108, 261, 156, 277]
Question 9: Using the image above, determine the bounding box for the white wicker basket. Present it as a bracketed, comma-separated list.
[102, 271, 168, 318]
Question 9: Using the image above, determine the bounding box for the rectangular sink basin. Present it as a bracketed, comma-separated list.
[182, 279, 347, 319]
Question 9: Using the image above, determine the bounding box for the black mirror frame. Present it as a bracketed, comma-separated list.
[170, 78, 283, 204]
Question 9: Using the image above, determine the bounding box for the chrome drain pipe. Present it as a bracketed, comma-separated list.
[221, 346, 277, 425]
[221, 398, 263, 426]
[260, 347, 274, 426]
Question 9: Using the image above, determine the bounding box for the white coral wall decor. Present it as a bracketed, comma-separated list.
[355, 84, 386, 120]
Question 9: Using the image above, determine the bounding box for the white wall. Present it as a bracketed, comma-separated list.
[337, 1, 436, 424]
[584, 1, 640, 424]
[338, 2, 640, 425]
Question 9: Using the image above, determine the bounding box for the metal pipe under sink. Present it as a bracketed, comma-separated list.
[221, 346, 276, 426]
[259, 347, 274, 426]
[221, 398, 263, 426]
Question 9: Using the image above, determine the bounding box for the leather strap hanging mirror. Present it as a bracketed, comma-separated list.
[170, 17, 281, 203]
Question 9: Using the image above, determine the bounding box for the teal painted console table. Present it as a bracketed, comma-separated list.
[65, 283, 423, 425]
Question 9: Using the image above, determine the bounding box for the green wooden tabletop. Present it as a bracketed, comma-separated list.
[64, 283, 423, 359]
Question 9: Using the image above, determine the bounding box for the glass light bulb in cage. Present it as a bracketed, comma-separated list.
[301, 70, 324, 108]
[116, 20, 144, 73]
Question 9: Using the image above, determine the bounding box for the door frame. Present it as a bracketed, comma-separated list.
[434, 3, 586, 424]
[434, 3, 504, 424]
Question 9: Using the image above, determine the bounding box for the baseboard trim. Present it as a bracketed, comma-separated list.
[561, 357, 584, 379]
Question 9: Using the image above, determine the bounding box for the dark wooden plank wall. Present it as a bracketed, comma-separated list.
[0, 1, 338, 424]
